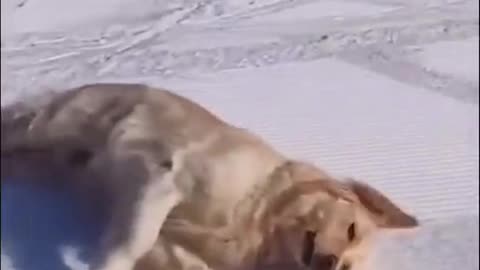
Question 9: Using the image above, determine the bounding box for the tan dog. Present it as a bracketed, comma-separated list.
[1, 83, 418, 270]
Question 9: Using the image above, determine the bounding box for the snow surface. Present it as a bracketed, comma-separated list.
[1, 0, 167, 37]
[1, 0, 479, 269]
[245, 1, 400, 24]
[410, 37, 479, 84]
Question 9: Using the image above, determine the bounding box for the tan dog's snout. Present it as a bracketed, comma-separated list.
[311, 254, 339, 270]
[303, 252, 352, 270]
[300, 230, 351, 270]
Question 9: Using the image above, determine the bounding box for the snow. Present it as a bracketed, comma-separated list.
[1, 0, 478, 269]
[411, 37, 479, 84]
[1, 0, 167, 37]
[245, 1, 400, 24]
[372, 215, 479, 270]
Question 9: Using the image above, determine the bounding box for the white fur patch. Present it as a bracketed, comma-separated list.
[99, 170, 182, 270]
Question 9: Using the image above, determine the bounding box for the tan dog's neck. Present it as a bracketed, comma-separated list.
[239, 161, 335, 265]
[200, 161, 302, 267]
[245, 161, 297, 226]
[223, 161, 296, 260]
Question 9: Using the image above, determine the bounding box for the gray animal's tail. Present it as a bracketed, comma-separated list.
[2, 103, 38, 154]
[1, 96, 65, 183]
[1, 87, 84, 157]
[1, 84, 146, 183]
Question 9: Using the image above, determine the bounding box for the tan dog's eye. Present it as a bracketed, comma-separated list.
[302, 231, 317, 266]
[347, 223, 356, 241]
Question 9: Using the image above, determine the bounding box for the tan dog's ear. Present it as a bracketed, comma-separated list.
[347, 179, 419, 228]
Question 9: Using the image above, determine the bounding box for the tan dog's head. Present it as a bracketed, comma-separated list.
[261, 161, 418, 270]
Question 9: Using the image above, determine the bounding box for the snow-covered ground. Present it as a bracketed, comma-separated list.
[410, 37, 479, 83]
[1, 0, 479, 269]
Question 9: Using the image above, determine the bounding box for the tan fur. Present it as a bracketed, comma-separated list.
[1, 83, 419, 270]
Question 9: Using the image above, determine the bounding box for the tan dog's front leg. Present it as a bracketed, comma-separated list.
[92, 151, 183, 270]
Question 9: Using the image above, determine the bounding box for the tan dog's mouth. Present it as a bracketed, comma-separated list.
[301, 231, 352, 270]
[301, 231, 317, 266]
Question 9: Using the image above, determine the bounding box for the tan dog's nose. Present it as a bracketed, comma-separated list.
[338, 263, 351, 270]
[311, 254, 337, 269]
